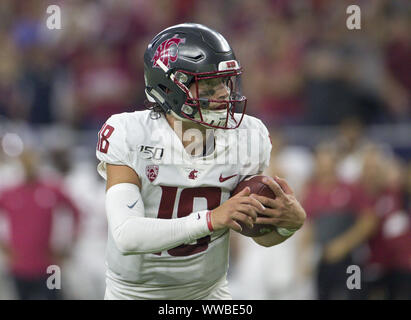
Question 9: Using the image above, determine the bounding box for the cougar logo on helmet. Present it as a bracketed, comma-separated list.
[152, 36, 185, 68]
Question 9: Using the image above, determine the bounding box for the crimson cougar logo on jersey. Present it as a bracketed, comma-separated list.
[146, 165, 159, 182]
[188, 169, 198, 180]
[152, 36, 185, 68]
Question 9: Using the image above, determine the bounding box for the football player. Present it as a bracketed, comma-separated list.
[96, 23, 306, 299]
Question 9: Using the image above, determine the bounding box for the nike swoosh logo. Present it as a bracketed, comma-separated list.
[219, 174, 238, 182]
[127, 200, 139, 209]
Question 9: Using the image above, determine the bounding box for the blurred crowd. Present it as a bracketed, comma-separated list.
[0, 0, 410, 299]
[0, 0, 410, 128]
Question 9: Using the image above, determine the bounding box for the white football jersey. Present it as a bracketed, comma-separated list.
[96, 109, 271, 299]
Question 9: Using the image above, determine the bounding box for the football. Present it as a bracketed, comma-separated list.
[230, 175, 276, 237]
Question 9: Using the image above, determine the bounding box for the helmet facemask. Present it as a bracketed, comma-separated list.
[149, 58, 247, 130]
[175, 65, 247, 129]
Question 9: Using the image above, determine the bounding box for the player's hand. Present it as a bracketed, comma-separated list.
[210, 187, 265, 232]
[250, 176, 306, 230]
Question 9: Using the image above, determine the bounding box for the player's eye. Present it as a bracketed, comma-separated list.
[198, 89, 214, 98]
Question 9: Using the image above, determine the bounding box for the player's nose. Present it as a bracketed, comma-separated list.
[209, 85, 230, 109]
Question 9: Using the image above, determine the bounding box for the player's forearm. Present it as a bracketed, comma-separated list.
[106, 183, 213, 255]
[112, 214, 212, 254]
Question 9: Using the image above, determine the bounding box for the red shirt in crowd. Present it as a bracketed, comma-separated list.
[303, 180, 360, 220]
[355, 186, 411, 272]
[0, 180, 81, 278]
[303, 179, 410, 271]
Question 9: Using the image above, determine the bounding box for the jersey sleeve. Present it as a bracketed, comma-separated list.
[257, 119, 272, 174]
[96, 114, 133, 180]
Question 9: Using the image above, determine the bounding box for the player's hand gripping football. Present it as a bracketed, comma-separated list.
[210, 187, 265, 232]
[250, 176, 306, 230]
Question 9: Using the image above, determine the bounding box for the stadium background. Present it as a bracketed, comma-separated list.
[0, 0, 410, 299]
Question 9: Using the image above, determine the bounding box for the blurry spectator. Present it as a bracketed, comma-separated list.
[336, 118, 367, 159]
[301, 143, 378, 299]
[62, 160, 107, 299]
[383, 9, 411, 121]
[0, 31, 24, 120]
[360, 155, 411, 299]
[17, 46, 58, 125]
[303, 46, 384, 125]
[250, 15, 305, 124]
[0, 0, 409, 127]
[72, 44, 134, 129]
[49, 147, 107, 299]
[335, 117, 370, 184]
[0, 149, 81, 299]
[405, 161, 411, 212]
[266, 129, 313, 197]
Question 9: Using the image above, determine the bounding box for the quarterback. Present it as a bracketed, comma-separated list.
[96, 23, 306, 299]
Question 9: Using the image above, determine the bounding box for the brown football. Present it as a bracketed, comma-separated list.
[230, 175, 276, 237]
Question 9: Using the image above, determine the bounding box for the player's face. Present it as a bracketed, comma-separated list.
[188, 77, 231, 110]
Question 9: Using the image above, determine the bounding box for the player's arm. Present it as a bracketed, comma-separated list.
[105, 164, 263, 255]
[96, 116, 205, 256]
[106, 163, 141, 191]
[105, 164, 212, 255]
[97, 116, 211, 256]
[251, 176, 306, 247]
